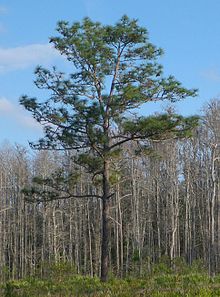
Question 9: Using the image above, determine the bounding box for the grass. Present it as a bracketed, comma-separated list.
[1, 260, 220, 296]
[1, 273, 220, 297]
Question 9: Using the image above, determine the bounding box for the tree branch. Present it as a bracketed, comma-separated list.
[26, 193, 102, 203]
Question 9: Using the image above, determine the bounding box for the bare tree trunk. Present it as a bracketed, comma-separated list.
[87, 202, 93, 276]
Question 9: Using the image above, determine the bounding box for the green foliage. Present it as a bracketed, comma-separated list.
[20, 15, 198, 156]
[122, 114, 199, 141]
[20, 16, 198, 202]
[75, 153, 103, 173]
[132, 249, 141, 262]
[109, 171, 121, 185]
[40, 261, 77, 281]
[153, 262, 172, 276]
[22, 168, 82, 202]
[2, 270, 220, 297]
[4, 282, 16, 297]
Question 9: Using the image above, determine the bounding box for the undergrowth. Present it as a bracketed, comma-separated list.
[2, 259, 220, 296]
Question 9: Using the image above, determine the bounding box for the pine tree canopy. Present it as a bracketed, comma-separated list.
[20, 15, 198, 164]
[19, 15, 200, 197]
[20, 15, 199, 282]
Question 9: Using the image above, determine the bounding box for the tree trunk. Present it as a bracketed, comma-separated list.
[101, 160, 110, 282]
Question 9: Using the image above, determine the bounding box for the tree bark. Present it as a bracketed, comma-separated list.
[101, 160, 110, 282]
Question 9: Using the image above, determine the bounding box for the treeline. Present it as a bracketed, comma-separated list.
[0, 99, 219, 280]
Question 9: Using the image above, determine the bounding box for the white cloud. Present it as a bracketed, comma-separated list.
[0, 43, 60, 73]
[0, 97, 41, 130]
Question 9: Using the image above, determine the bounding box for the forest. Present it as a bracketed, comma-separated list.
[0, 99, 220, 279]
[1, 15, 220, 296]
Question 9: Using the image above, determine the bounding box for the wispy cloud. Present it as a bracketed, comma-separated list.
[201, 68, 220, 82]
[0, 97, 41, 130]
[0, 43, 60, 73]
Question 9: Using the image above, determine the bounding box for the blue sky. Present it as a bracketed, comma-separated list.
[0, 0, 220, 145]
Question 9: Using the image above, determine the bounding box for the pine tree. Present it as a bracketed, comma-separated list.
[20, 15, 198, 281]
